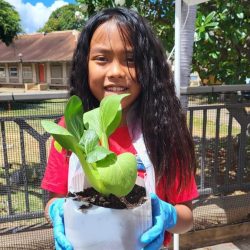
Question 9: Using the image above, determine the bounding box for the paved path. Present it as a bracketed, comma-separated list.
[193, 238, 250, 250]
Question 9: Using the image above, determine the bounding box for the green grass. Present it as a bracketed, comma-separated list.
[0, 99, 66, 117]
[0, 184, 44, 216]
[190, 116, 241, 138]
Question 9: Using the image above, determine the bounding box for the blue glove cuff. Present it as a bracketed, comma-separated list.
[164, 203, 177, 230]
[48, 198, 65, 222]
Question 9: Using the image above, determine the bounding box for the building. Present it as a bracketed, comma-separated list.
[0, 30, 79, 90]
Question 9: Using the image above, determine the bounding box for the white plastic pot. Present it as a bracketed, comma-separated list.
[65, 155, 152, 250]
[64, 196, 152, 250]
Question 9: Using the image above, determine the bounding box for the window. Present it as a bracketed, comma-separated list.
[51, 65, 62, 78]
[0, 67, 5, 78]
[23, 66, 32, 79]
[9, 67, 18, 77]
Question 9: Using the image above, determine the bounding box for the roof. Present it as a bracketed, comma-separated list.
[0, 30, 79, 63]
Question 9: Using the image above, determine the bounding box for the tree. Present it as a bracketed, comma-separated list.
[0, 0, 22, 45]
[39, 4, 86, 33]
[40, 0, 249, 86]
[193, 0, 250, 85]
[76, 0, 176, 50]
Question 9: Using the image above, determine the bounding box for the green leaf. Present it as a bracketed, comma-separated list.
[65, 95, 84, 141]
[106, 108, 122, 137]
[83, 108, 101, 138]
[205, 22, 219, 27]
[100, 94, 128, 133]
[204, 11, 216, 25]
[43, 94, 138, 198]
[41, 120, 80, 154]
[205, 32, 209, 41]
[210, 52, 218, 59]
[86, 146, 116, 164]
[54, 141, 62, 153]
[95, 152, 117, 168]
[79, 129, 99, 153]
[236, 13, 244, 19]
[98, 152, 137, 197]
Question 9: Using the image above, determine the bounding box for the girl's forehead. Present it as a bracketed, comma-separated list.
[90, 21, 132, 49]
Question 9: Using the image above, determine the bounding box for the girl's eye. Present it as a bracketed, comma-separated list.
[95, 56, 108, 62]
[126, 57, 134, 64]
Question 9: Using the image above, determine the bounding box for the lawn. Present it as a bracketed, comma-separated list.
[0, 99, 66, 216]
[190, 116, 241, 138]
[0, 99, 66, 117]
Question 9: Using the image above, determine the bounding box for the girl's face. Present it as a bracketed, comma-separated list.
[88, 21, 141, 112]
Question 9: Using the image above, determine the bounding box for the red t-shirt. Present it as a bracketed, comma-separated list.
[41, 118, 198, 246]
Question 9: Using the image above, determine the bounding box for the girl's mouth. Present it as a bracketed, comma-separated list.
[104, 86, 128, 93]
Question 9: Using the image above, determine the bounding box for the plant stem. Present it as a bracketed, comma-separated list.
[101, 133, 109, 149]
[76, 147, 109, 196]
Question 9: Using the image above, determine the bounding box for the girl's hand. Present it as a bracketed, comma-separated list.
[48, 198, 73, 250]
[140, 193, 177, 250]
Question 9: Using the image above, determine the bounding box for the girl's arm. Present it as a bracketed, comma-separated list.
[44, 192, 73, 249]
[44, 192, 65, 224]
[168, 201, 194, 234]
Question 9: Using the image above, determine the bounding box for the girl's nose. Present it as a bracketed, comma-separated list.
[107, 60, 126, 78]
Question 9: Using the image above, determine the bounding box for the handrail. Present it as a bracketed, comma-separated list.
[1, 85, 250, 101]
[0, 90, 68, 101]
[181, 84, 250, 94]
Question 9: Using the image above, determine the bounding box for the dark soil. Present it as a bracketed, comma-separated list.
[67, 184, 146, 209]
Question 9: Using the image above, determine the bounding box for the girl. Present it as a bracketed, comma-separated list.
[41, 7, 198, 250]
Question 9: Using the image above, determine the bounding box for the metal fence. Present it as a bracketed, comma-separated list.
[182, 87, 250, 248]
[189, 99, 250, 195]
[0, 87, 249, 249]
[0, 92, 68, 249]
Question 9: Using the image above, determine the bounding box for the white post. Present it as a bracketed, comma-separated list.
[62, 62, 67, 85]
[5, 63, 9, 84]
[174, 0, 181, 249]
[47, 63, 51, 84]
[174, 234, 180, 250]
[32, 63, 36, 83]
[19, 63, 23, 84]
[174, 0, 182, 99]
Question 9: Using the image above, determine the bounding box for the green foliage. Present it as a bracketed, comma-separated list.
[39, 4, 85, 32]
[193, 0, 250, 85]
[40, 0, 175, 51]
[42, 94, 137, 197]
[76, 0, 175, 50]
[39, 0, 249, 85]
[0, 0, 22, 45]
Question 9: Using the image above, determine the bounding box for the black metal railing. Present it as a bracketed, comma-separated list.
[0, 87, 249, 248]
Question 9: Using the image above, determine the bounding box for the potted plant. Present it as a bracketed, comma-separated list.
[42, 94, 152, 250]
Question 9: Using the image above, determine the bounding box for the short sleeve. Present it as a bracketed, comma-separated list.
[41, 117, 69, 195]
[156, 172, 199, 205]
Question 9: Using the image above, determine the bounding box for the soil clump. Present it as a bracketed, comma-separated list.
[67, 184, 146, 209]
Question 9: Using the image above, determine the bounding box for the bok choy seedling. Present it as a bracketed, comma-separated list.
[41, 94, 137, 197]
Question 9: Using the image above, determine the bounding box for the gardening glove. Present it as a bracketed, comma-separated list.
[140, 193, 177, 250]
[48, 198, 73, 250]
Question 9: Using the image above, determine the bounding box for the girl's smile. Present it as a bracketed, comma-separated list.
[88, 21, 141, 113]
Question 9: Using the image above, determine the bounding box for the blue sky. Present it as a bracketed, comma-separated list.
[6, 0, 76, 33]
[22, 0, 75, 7]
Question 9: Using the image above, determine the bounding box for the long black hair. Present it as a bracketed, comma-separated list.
[69, 7, 196, 190]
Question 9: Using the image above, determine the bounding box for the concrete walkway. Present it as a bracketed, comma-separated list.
[193, 238, 250, 250]
[0, 87, 26, 93]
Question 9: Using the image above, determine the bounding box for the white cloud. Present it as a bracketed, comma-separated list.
[6, 0, 69, 33]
